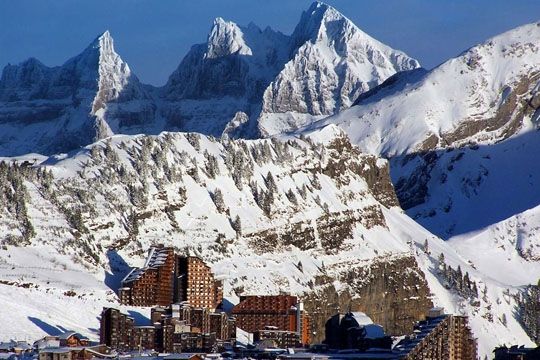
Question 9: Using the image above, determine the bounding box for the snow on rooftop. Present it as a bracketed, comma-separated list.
[350, 312, 373, 326]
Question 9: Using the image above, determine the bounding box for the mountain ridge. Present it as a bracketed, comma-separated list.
[0, 5, 539, 357]
[0, 30, 156, 156]
[0, 1, 419, 155]
[307, 20, 540, 157]
[258, 1, 420, 136]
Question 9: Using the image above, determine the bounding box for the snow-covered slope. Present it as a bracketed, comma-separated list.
[257, 2, 419, 137]
[0, 130, 535, 357]
[299, 24, 540, 326]
[0, 31, 156, 157]
[391, 130, 540, 238]
[308, 21, 540, 157]
[0, 5, 538, 357]
[0, 129, 409, 340]
[383, 208, 536, 357]
[0, 245, 148, 342]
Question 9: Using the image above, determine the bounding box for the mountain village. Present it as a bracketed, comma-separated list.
[2, 245, 484, 360]
[0, 2, 539, 360]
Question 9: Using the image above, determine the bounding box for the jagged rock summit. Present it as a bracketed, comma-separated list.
[0, 2, 421, 156]
[0, 30, 155, 156]
[258, 1, 420, 136]
[206, 17, 254, 59]
[163, 1, 420, 138]
[161, 15, 291, 136]
[164, 17, 289, 101]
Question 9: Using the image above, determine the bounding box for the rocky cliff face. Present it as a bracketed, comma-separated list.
[0, 129, 432, 341]
[0, 129, 534, 357]
[0, 129, 403, 262]
[304, 255, 433, 344]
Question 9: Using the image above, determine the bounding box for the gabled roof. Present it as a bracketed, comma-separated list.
[58, 332, 89, 341]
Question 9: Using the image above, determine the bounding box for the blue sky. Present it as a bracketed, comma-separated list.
[1, 0, 539, 86]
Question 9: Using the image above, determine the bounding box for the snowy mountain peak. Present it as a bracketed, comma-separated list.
[291, 1, 352, 45]
[206, 18, 252, 58]
[258, 2, 420, 136]
[76, 30, 121, 68]
[94, 30, 119, 63]
[106, 2, 422, 139]
[93, 30, 113, 49]
[163, 14, 289, 110]
[0, 30, 154, 156]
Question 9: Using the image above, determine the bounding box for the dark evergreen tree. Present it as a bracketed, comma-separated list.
[423, 239, 430, 254]
[231, 215, 242, 235]
[211, 189, 226, 213]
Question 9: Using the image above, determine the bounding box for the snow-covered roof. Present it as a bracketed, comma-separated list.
[350, 312, 373, 326]
[0, 342, 15, 350]
[39, 347, 73, 354]
[0, 341, 32, 351]
[58, 331, 88, 340]
[0, 354, 17, 360]
[163, 354, 204, 360]
[13, 343, 32, 350]
[34, 339, 60, 350]
[393, 315, 448, 355]
[363, 324, 385, 339]
[122, 247, 172, 284]
[121, 268, 145, 284]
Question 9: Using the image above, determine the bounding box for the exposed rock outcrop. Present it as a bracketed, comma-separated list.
[304, 255, 433, 344]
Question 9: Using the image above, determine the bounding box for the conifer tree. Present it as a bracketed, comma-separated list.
[231, 215, 242, 235]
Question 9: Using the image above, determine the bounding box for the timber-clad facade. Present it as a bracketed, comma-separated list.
[118, 246, 222, 309]
[396, 309, 477, 360]
[232, 295, 310, 346]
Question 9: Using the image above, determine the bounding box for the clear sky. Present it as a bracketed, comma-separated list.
[1, 0, 539, 86]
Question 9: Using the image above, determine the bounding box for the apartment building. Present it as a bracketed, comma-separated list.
[119, 246, 175, 306]
[100, 308, 134, 352]
[232, 295, 310, 345]
[101, 303, 233, 353]
[395, 308, 477, 360]
[119, 247, 222, 310]
[254, 329, 300, 348]
[176, 256, 223, 309]
[210, 312, 230, 341]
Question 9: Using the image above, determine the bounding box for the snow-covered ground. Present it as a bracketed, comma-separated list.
[0, 206, 533, 358]
[0, 245, 149, 342]
[0, 5, 539, 357]
[0, 129, 535, 358]
[383, 208, 536, 356]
